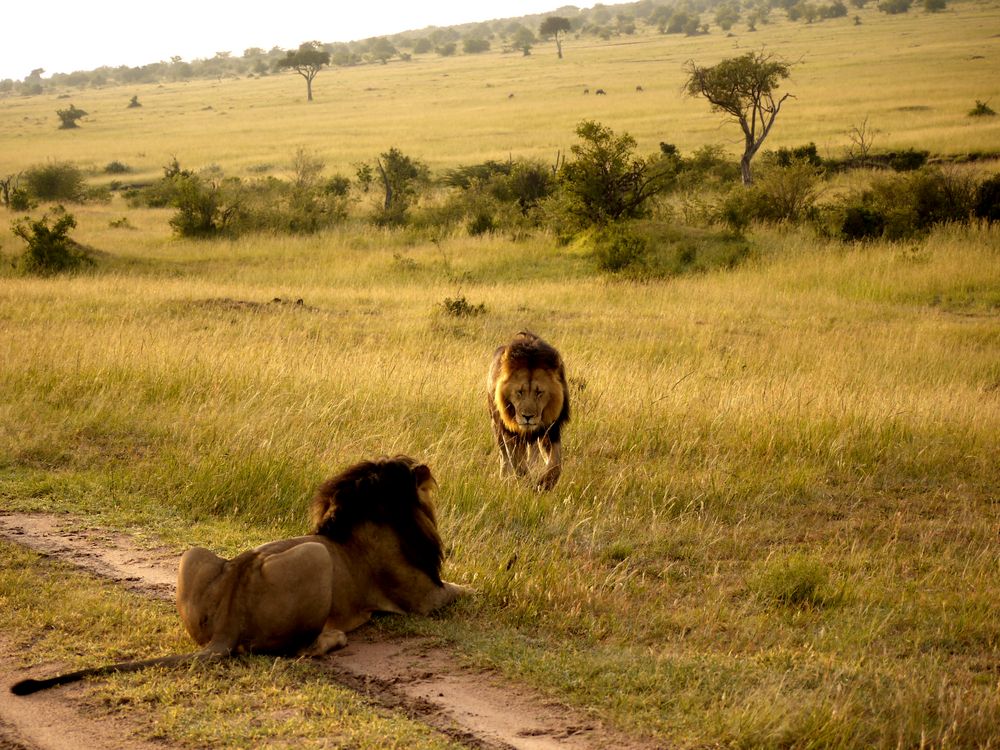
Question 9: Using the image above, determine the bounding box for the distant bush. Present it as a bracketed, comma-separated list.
[24, 162, 86, 202]
[11, 210, 93, 275]
[878, 0, 912, 12]
[56, 104, 87, 129]
[676, 144, 741, 189]
[440, 295, 486, 317]
[923, 0, 946, 10]
[968, 100, 996, 117]
[830, 166, 979, 241]
[104, 160, 131, 174]
[463, 38, 491, 54]
[769, 142, 822, 167]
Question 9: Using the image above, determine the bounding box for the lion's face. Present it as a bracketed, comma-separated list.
[497, 367, 564, 434]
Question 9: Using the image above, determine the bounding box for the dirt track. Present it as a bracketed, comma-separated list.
[0, 513, 656, 750]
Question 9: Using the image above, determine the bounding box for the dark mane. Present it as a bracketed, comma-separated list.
[504, 330, 563, 373]
[310, 456, 443, 584]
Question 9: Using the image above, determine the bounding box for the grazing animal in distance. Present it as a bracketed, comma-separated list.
[487, 331, 570, 491]
[10, 456, 471, 695]
[595, 89, 607, 95]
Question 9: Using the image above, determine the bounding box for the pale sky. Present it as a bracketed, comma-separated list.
[1, 1, 570, 81]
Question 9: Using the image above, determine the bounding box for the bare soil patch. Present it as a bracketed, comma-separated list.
[0, 512, 657, 750]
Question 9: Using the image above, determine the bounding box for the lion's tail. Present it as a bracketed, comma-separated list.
[10, 651, 223, 695]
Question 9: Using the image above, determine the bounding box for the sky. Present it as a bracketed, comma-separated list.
[1, 0, 570, 81]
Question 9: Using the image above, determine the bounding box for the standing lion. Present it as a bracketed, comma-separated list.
[487, 331, 570, 491]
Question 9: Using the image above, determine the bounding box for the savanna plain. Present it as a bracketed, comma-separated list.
[1, 1, 999, 748]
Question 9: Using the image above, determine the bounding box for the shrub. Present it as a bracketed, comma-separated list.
[585, 221, 749, 276]
[440, 295, 486, 317]
[719, 159, 823, 227]
[974, 173, 1000, 223]
[831, 167, 978, 240]
[770, 142, 822, 167]
[591, 223, 648, 272]
[168, 175, 232, 237]
[555, 120, 676, 230]
[104, 160, 131, 174]
[878, 0, 911, 12]
[11, 210, 92, 275]
[24, 162, 86, 202]
[968, 100, 996, 117]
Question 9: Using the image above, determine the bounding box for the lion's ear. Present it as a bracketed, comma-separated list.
[412, 463, 436, 487]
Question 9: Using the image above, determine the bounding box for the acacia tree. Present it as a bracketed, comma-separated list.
[539, 16, 572, 59]
[277, 42, 331, 102]
[685, 51, 794, 185]
[56, 104, 87, 129]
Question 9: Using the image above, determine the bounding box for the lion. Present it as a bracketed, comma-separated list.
[10, 456, 471, 695]
[487, 331, 570, 491]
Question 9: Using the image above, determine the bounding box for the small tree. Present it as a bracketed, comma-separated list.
[56, 104, 87, 129]
[557, 120, 676, 227]
[277, 42, 331, 102]
[539, 16, 572, 59]
[372, 148, 429, 225]
[12, 210, 91, 275]
[685, 50, 794, 185]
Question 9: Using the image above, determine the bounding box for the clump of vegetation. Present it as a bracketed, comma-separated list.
[55, 104, 87, 129]
[104, 160, 131, 174]
[718, 158, 824, 229]
[130, 156, 349, 238]
[366, 147, 430, 226]
[11, 210, 93, 275]
[550, 120, 676, 235]
[828, 166, 979, 241]
[968, 99, 996, 117]
[440, 295, 486, 317]
[748, 554, 842, 609]
[23, 162, 85, 202]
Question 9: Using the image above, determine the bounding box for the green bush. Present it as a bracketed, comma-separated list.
[168, 174, 231, 237]
[590, 223, 648, 272]
[719, 160, 823, 228]
[830, 167, 978, 241]
[24, 162, 86, 202]
[11, 210, 92, 275]
[584, 221, 750, 277]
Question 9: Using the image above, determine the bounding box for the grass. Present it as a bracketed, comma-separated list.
[1, 207, 998, 746]
[1, 2, 1000, 746]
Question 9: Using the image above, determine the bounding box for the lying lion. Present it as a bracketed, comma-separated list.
[487, 331, 570, 491]
[11, 456, 471, 695]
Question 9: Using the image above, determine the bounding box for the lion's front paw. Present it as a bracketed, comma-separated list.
[304, 628, 348, 656]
